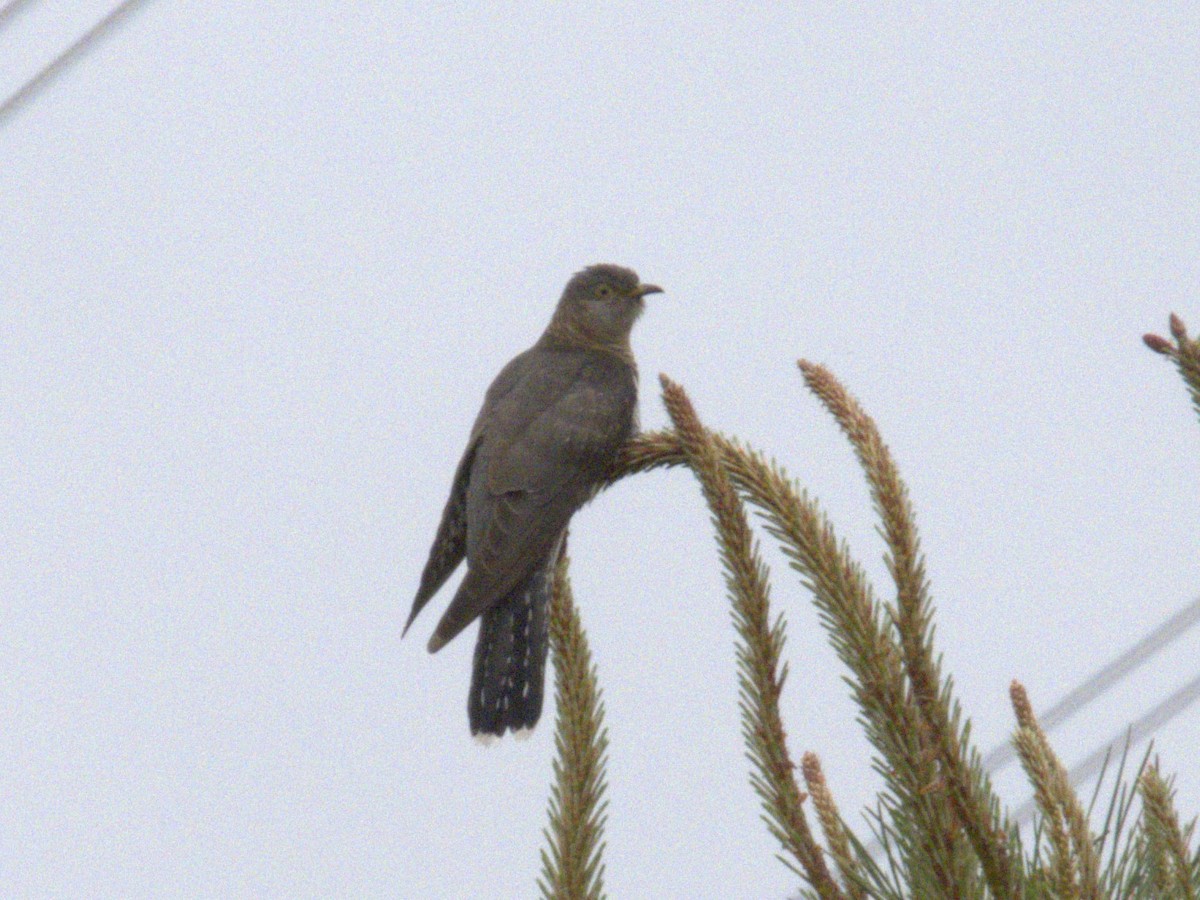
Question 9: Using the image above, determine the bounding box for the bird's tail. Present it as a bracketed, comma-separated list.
[468, 552, 557, 741]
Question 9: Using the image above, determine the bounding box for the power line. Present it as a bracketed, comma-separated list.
[0, 0, 37, 33]
[0, 0, 153, 129]
[982, 593, 1200, 774]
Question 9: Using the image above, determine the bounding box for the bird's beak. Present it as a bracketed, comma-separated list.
[635, 283, 664, 297]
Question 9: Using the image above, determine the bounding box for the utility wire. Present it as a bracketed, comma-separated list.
[0, 0, 152, 128]
[982, 593, 1200, 775]
[0, 0, 37, 33]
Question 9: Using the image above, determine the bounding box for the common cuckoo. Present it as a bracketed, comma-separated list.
[405, 264, 661, 740]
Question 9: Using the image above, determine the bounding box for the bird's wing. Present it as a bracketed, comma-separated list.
[427, 352, 635, 650]
[404, 435, 479, 636]
[404, 350, 546, 635]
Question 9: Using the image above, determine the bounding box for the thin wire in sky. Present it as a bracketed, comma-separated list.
[0, 0, 37, 33]
[982, 592, 1200, 774]
[0, 0, 153, 129]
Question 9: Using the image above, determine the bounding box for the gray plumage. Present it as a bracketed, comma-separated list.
[405, 264, 662, 739]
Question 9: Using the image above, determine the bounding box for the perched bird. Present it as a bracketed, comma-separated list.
[405, 264, 661, 740]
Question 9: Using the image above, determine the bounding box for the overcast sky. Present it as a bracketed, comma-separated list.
[4, 3, 1200, 897]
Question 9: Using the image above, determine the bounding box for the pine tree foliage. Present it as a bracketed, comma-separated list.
[537, 319, 1200, 897]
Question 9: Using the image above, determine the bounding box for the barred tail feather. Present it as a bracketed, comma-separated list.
[468, 555, 556, 739]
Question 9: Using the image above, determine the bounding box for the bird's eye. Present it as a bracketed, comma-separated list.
[595, 284, 613, 299]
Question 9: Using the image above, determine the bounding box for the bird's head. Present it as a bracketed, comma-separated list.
[546, 264, 663, 353]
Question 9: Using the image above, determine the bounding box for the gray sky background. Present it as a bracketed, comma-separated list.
[4, 4, 1200, 897]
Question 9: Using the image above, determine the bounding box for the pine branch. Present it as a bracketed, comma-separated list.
[1137, 763, 1197, 899]
[1144, 313, 1200, 426]
[1014, 726, 1078, 897]
[615, 429, 975, 896]
[803, 753, 866, 900]
[539, 553, 610, 900]
[799, 360, 1015, 897]
[595, 355, 1200, 898]
[1010, 681, 1101, 898]
[658, 375, 844, 900]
